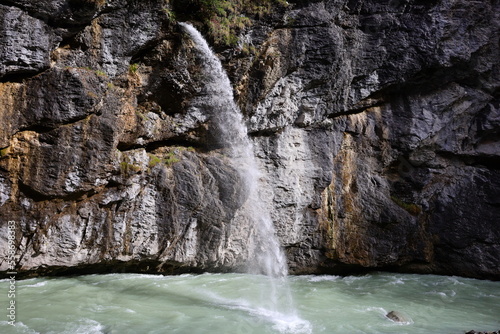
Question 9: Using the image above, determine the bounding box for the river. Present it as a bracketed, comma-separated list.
[1, 272, 499, 333]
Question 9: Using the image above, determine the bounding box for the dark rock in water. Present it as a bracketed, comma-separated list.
[386, 310, 410, 323]
[465, 331, 500, 334]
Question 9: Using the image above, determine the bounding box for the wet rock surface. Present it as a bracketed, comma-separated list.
[0, 0, 499, 279]
[386, 310, 410, 323]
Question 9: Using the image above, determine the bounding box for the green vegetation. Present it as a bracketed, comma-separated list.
[163, 7, 177, 22]
[0, 147, 9, 157]
[148, 152, 180, 168]
[241, 43, 257, 56]
[129, 63, 139, 74]
[148, 154, 163, 168]
[391, 196, 422, 216]
[174, 0, 288, 46]
[174, 146, 196, 152]
[165, 152, 181, 166]
[119, 153, 142, 175]
[64, 66, 109, 79]
[135, 111, 148, 122]
[120, 161, 141, 174]
[148, 147, 194, 169]
[95, 70, 107, 77]
[206, 13, 251, 46]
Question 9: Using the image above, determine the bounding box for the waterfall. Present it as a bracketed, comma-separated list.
[176, 22, 312, 334]
[178, 22, 288, 278]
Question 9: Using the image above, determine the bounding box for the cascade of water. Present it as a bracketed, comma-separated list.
[178, 22, 288, 278]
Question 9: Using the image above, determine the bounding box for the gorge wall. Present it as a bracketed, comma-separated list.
[0, 0, 499, 280]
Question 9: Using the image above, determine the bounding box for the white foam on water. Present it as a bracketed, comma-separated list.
[179, 273, 195, 278]
[385, 316, 414, 326]
[22, 281, 47, 288]
[387, 277, 405, 285]
[227, 303, 312, 334]
[476, 292, 500, 298]
[201, 288, 312, 334]
[60, 318, 106, 334]
[88, 304, 124, 313]
[0, 321, 40, 334]
[424, 289, 457, 301]
[342, 275, 371, 285]
[85, 273, 164, 286]
[365, 306, 388, 316]
[306, 275, 340, 282]
[447, 277, 466, 285]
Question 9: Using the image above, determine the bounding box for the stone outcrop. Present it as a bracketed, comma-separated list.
[0, 0, 499, 279]
[385, 310, 411, 323]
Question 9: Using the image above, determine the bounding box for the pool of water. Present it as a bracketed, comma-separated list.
[0, 272, 499, 334]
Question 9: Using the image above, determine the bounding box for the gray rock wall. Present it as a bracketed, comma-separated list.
[0, 0, 498, 279]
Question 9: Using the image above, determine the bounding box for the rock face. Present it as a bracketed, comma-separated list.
[0, 0, 499, 279]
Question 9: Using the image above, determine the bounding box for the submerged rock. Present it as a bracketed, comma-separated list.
[386, 311, 411, 323]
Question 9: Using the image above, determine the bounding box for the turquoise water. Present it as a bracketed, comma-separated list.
[0, 272, 499, 334]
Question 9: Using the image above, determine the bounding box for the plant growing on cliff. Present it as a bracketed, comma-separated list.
[120, 161, 141, 174]
[163, 7, 177, 22]
[129, 63, 139, 74]
[241, 43, 257, 56]
[165, 152, 180, 166]
[148, 154, 162, 168]
[148, 152, 180, 168]
[0, 147, 9, 157]
[391, 196, 422, 216]
[95, 69, 107, 77]
[173, 0, 288, 46]
[135, 111, 148, 122]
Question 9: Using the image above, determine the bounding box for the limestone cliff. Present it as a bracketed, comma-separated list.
[0, 0, 499, 280]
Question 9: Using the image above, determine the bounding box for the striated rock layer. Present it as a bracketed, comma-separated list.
[0, 0, 499, 279]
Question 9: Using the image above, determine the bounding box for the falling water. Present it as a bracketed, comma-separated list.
[178, 22, 288, 279]
[178, 22, 310, 333]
